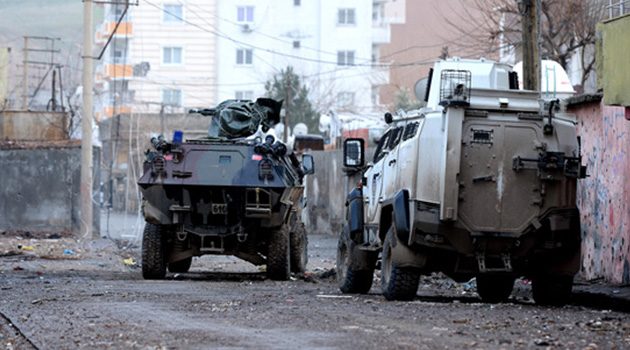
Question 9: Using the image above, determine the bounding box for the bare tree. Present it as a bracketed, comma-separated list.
[445, 0, 607, 89]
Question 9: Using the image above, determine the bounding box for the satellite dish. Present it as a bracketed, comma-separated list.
[293, 123, 308, 136]
[414, 77, 429, 102]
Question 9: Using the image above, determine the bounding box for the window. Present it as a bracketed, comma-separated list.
[387, 127, 403, 149]
[403, 122, 420, 141]
[338, 8, 356, 25]
[237, 6, 254, 23]
[337, 92, 355, 110]
[236, 49, 253, 65]
[293, 40, 301, 49]
[112, 49, 125, 64]
[162, 47, 182, 65]
[235, 90, 254, 100]
[337, 51, 355, 66]
[163, 4, 183, 23]
[371, 86, 379, 105]
[162, 88, 182, 107]
[373, 130, 391, 163]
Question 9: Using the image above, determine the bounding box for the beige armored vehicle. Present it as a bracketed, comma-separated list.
[339, 58, 586, 305]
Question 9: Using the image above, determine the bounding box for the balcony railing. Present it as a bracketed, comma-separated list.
[102, 64, 133, 80]
[96, 21, 133, 45]
[372, 23, 391, 45]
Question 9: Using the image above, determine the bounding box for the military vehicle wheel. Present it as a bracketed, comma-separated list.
[290, 222, 308, 274]
[337, 227, 376, 294]
[532, 274, 573, 306]
[476, 275, 515, 303]
[267, 225, 290, 281]
[142, 223, 167, 280]
[168, 257, 192, 273]
[381, 226, 420, 301]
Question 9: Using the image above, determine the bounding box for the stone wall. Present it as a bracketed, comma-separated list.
[0, 111, 68, 140]
[0, 142, 100, 236]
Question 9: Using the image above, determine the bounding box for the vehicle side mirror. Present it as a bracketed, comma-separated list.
[384, 112, 393, 124]
[302, 154, 315, 175]
[343, 138, 365, 168]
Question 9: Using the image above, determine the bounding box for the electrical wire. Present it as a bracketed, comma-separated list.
[142, 0, 431, 68]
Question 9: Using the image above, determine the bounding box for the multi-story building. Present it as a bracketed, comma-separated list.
[215, 0, 392, 116]
[95, 0, 217, 121]
[96, 0, 391, 120]
[379, 0, 491, 107]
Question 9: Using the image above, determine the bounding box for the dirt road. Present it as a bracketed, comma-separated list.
[1, 232, 629, 350]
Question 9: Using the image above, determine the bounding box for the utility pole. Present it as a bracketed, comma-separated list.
[81, 0, 94, 237]
[521, 0, 540, 91]
[284, 74, 291, 143]
[22, 37, 28, 110]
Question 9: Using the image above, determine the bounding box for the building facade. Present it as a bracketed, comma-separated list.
[95, 0, 392, 123]
[95, 0, 217, 121]
[215, 0, 392, 118]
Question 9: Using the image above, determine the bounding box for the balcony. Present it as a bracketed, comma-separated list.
[102, 64, 133, 80]
[95, 70, 105, 88]
[96, 21, 133, 45]
[98, 106, 133, 120]
[372, 24, 391, 45]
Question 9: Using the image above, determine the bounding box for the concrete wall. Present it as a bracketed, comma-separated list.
[303, 150, 347, 236]
[0, 143, 100, 235]
[302, 149, 368, 236]
[570, 97, 630, 283]
[0, 111, 68, 140]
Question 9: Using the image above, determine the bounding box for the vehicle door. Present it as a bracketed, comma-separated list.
[363, 129, 391, 226]
[380, 126, 404, 203]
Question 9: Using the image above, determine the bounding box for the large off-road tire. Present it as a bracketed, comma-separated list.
[476, 275, 515, 303]
[381, 226, 420, 301]
[290, 222, 308, 274]
[168, 257, 192, 273]
[337, 227, 377, 294]
[532, 274, 574, 306]
[267, 225, 291, 281]
[142, 223, 167, 280]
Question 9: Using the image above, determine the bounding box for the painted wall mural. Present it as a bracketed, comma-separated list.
[572, 100, 630, 283]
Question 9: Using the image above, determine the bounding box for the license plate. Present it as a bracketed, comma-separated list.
[212, 203, 227, 215]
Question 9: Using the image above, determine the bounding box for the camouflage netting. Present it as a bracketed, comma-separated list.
[190, 98, 283, 139]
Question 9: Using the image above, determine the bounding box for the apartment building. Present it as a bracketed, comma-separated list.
[95, 0, 217, 120]
[95, 0, 392, 119]
[215, 0, 392, 115]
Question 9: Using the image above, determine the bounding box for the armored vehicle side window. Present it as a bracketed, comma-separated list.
[373, 130, 391, 163]
[403, 122, 419, 141]
[387, 127, 404, 150]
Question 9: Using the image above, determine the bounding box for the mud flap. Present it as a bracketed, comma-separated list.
[388, 224, 426, 269]
[346, 187, 364, 241]
[142, 200, 173, 225]
[382, 190, 410, 244]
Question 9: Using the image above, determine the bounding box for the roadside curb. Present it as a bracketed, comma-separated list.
[571, 285, 630, 313]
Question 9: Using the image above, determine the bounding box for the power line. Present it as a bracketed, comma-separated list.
[142, 0, 429, 69]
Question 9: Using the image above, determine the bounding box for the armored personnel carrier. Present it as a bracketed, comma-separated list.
[340, 58, 586, 305]
[137, 98, 314, 281]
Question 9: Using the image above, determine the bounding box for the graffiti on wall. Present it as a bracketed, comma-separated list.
[575, 101, 630, 283]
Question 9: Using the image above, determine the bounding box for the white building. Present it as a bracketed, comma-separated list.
[94, 0, 392, 121]
[215, 0, 392, 115]
[95, 0, 217, 120]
